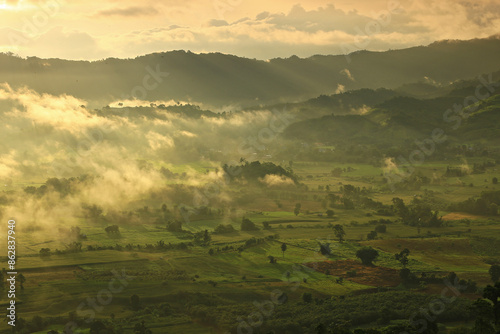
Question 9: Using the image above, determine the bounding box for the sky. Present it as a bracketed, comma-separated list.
[0, 0, 499, 60]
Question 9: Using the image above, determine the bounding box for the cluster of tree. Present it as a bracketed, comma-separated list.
[82, 203, 104, 222]
[166, 220, 184, 232]
[241, 217, 259, 231]
[470, 282, 500, 334]
[222, 160, 299, 184]
[356, 247, 379, 265]
[240, 237, 268, 251]
[191, 289, 473, 333]
[392, 197, 443, 227]
[325, 185, 385, 211]
[105, 225, 120, 236]
[445, 166, 470, 177]
[214, 224, 236, 234]
[193, 230, 211, 246]
[471, 160, 496, 174]
[85, 240, 191, 253]
[37, 242, 84, 256]
[387, 172, 432, 191]
[208, 245, 237, 256]
[23, 176, 93, 198]
[448, 190, 500, 216]
[159, 166, 186, 179]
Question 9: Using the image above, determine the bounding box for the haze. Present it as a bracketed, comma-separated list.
[0, 0, 499, 60]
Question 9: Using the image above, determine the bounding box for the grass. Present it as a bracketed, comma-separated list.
[2, 159, 500, 333]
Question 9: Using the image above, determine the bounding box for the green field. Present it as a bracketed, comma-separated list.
[1, 159, 499, 333]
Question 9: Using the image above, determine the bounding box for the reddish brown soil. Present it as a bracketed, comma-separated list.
[304, 259, 401, 287]
[442, 212, 483, 221]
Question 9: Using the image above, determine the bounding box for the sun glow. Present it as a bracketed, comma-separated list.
[0, 0, 33, 11]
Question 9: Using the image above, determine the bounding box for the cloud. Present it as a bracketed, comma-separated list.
[2, 1, 500, 60]
[259, 174, 295, 187]
[208, 19, 229, 27]
[335, 84, 345, 94]
[96, 6, 159, 17]
[340, 69, 355, 81]
[146, 131, 175, 150]
[0, 83, 111, 135]
[24, 27, 106, 60]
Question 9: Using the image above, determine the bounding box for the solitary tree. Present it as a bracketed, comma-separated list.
[39, 248, 51, 257]
[367, 230, 378, 240]
[18, 273, 25, 290]
[302, 292, 312, 303]
[356, 247, 379, 266]
[395, 248, 410, 268]
[105, 225, 120, 235]
[281, 243, 287, 258]
[489, 264, 500, 283]
[130, 294, 140, 310]
[326, 209, 335, 218]
[318, 242, 331, 255]
[294, 203, 301, 216]
[493, 177, 498, 185]
[333, 224, 346, 243]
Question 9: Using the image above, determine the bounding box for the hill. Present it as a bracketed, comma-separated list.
[1, 37, 500, 108]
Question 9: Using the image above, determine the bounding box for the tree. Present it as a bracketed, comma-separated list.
[326, 209, 335, 218]
[39, 248, 51, 257]
[214, 224, 235, 234]
[281, 243, 287, 258]
[367, 230, 377, 240]
[167, 220, 183, 232]
[302, 292, 312, 303]
[399, 268, 415, 283]
[318, 242, 331, 255]
[333, 224, 345, 243]
[374, 224, 387, 233]
[18, 273, 25, 290]
[241, 218, 258, 231]
[294, 203, 301, 216]
[483, 282, 500, 327]
[356, 247, 379, 266]
[395, 248, 410, 268]
[493, 177, 498, 185]
[90, 320, 107, 334]
[268, 255, 276, 264]
[105, 225, 120, 235]
[194, 229, 211, 246]
[134, 320, 153, 334]
[130, 294, 140, 310]
[392, 197, 410, 221]
[489, 265, 500, 283]
[343, 198, 355, 210]
[82, 204, 103, 222]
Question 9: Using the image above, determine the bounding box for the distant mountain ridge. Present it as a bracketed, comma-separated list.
[1, 36, 500, 108]
[281, 74, 500, 147]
